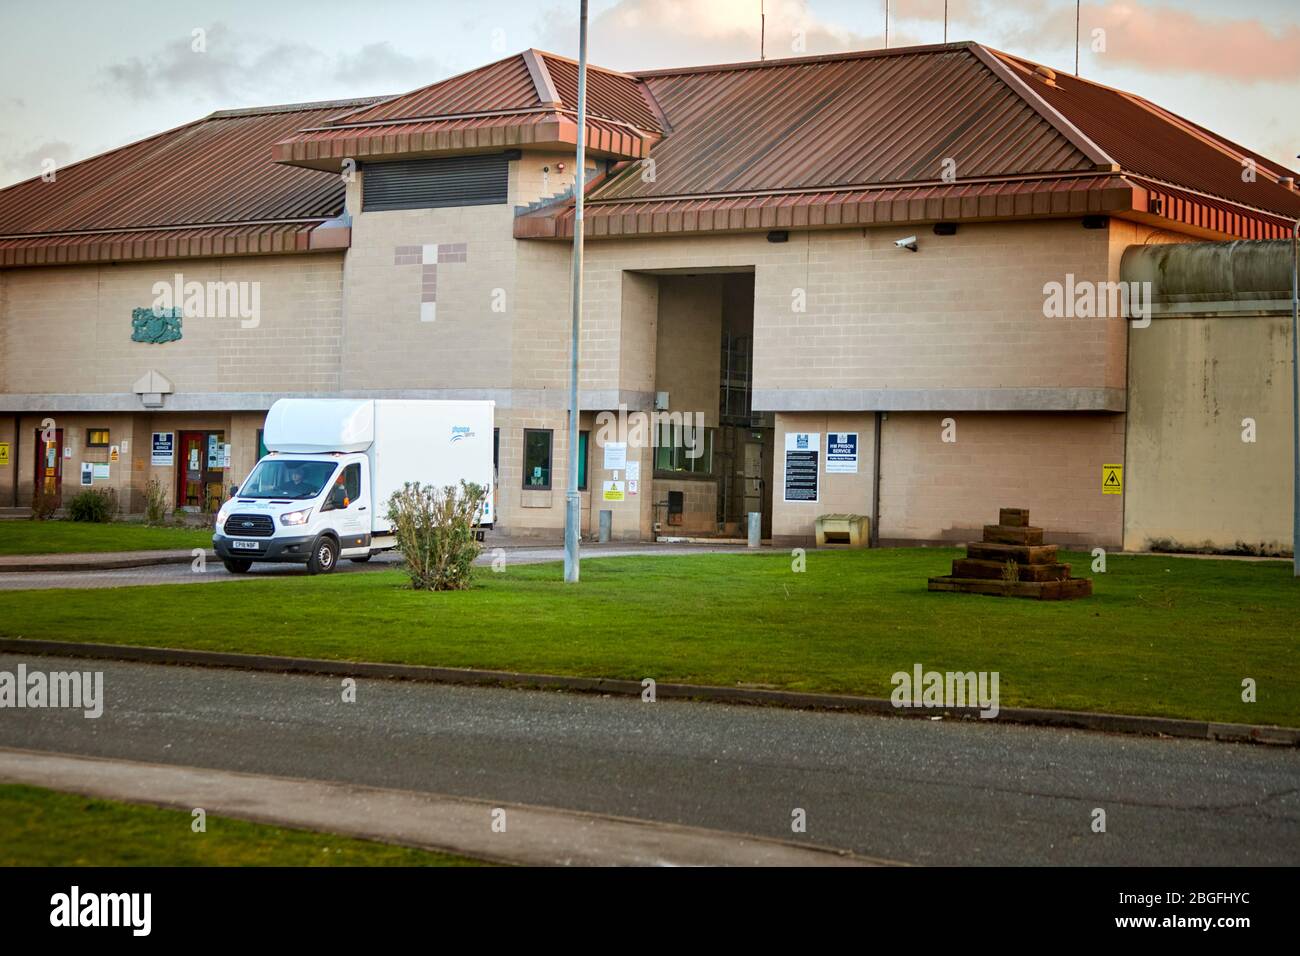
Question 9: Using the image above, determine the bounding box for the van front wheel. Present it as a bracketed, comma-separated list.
[307, 536, 339, 575]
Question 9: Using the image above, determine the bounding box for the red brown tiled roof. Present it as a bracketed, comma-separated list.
[523, 42, 1300, 240]
[328, 51, 662, 133]
[271, 50, 662, 170]
[0, 98, 381, 266]
[4, 40, 1298, 267]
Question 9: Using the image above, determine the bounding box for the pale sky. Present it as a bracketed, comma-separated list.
[1, 0, 1297, 189]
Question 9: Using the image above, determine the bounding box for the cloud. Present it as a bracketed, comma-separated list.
[99, 23, 439, 106]
[1, 140, 74, 184]
[332, 42, 442, 88]
[535, 0, 879, 70]
[1083, 2, 1300, 82]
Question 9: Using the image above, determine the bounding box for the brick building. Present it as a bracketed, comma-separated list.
[1, 42, 1297, 549]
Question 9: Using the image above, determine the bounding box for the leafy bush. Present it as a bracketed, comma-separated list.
[386, 481, 486, 591]
[143, 477, 169, 525]
[67, 488, 118, 523]
[30, 485, 58, 520]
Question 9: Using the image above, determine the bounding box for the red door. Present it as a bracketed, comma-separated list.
[34, 427, 64, 508]
[177, 430, 227, 512]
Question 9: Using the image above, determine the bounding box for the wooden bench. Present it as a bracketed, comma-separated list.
[815, 513, 870, 548]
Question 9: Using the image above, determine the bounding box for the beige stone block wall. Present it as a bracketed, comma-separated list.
[587, 428, 654, 541]
[4, 411, 263, 515]
[1124, 316, 1293, 553]
[655, 477, 716, 534]
[0, 255, 344, 397]
[757, 221, 1119, 392]
[618, 272, 658, 398]
[11, 413, 151, 513]
[655, 276, 721, 426]
[877, 411, 1125, 548]
[772, 412, 876, 544]
[0, 414, 14, 506]
[342, 187, 516, 392]
[578, 219, 1126, 400]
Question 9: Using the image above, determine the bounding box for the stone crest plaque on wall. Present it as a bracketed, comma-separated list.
[131, 307, 182, 343]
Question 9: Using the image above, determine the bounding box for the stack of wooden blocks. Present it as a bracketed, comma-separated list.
[927, 508, 1092, 600]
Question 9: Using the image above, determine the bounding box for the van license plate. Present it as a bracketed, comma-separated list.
[232, 540, 261, 551]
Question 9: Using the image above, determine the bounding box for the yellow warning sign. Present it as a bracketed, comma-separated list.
[0, 442, 9, 466]
[602, 480, 625, 502]
[1102, 464, 1123, 495]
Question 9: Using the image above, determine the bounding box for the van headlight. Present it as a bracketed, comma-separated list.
[280, 508, 312, 526]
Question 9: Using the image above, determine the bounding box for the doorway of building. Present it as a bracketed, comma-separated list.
[33, 426, 64, 508]
[716, 275, 773, 538]
[177, 430, 227, 512]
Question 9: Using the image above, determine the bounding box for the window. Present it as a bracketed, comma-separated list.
[341, 462, 361, 502]
[240, 459, 338, 500]
[87, 428, 110, 448]
[363, 153, 515, 212]
[655, 428, 714, 476]
[578, 431, 589, 491]
[523, 429, 552, 489]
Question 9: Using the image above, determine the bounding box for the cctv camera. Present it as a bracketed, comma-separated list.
[894, 236, 918, 252]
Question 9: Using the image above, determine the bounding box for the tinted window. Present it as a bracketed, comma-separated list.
[523, 429, 552, 489]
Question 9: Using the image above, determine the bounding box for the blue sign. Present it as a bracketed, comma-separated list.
[826, 432, 858, 474]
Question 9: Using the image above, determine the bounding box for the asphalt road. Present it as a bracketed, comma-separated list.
[0, 543, 750, 591]
[2, 653, 1297, 865]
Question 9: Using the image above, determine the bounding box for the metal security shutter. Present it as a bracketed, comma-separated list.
[362, 153, 514, 211]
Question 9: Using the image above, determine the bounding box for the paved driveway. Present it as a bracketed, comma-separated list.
[2, 653, 1296, 865]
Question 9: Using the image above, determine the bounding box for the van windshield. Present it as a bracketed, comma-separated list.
[239, 460, 338, 499]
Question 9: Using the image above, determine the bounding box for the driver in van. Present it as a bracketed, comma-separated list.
[285, 467, 307, 495]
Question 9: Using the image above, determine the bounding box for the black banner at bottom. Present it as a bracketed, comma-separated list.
[0, 866, 1282, 942]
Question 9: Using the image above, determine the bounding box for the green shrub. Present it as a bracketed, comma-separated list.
[143, 477, 169, 525]
[67, 488, 118, 523]
[386, 481, 486, 591]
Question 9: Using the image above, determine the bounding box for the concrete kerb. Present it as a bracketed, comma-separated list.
[1, 638, 1294, 747]
[0, 746, 880, 867]
[0, 550, 214, 573]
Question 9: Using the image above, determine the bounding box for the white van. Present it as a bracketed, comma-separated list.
[213, 399, 494, 574]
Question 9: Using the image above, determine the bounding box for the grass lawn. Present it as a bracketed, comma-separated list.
[0, 549, 1295, 726]
[0, 784, 482, 866]
[0, 520, 212, 556]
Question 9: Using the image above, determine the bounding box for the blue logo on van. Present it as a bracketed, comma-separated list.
[450, 425, 475, 443]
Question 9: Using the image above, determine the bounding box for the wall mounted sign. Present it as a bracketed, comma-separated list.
[1102, 464, 1123, 495]
[151, 432, 174, 466]
[602, 480, 625, 502]
[603, 441, 627, 471]
[92, 463, 110, 480]
[80, 462, 93, 486]
[0, 443, 9, 466]
[826, 433, 858, 474]
[783, 432, 820, 502]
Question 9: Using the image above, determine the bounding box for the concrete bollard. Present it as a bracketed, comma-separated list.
[747, 511, 762, 549]
[599, 509, 612, 543]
